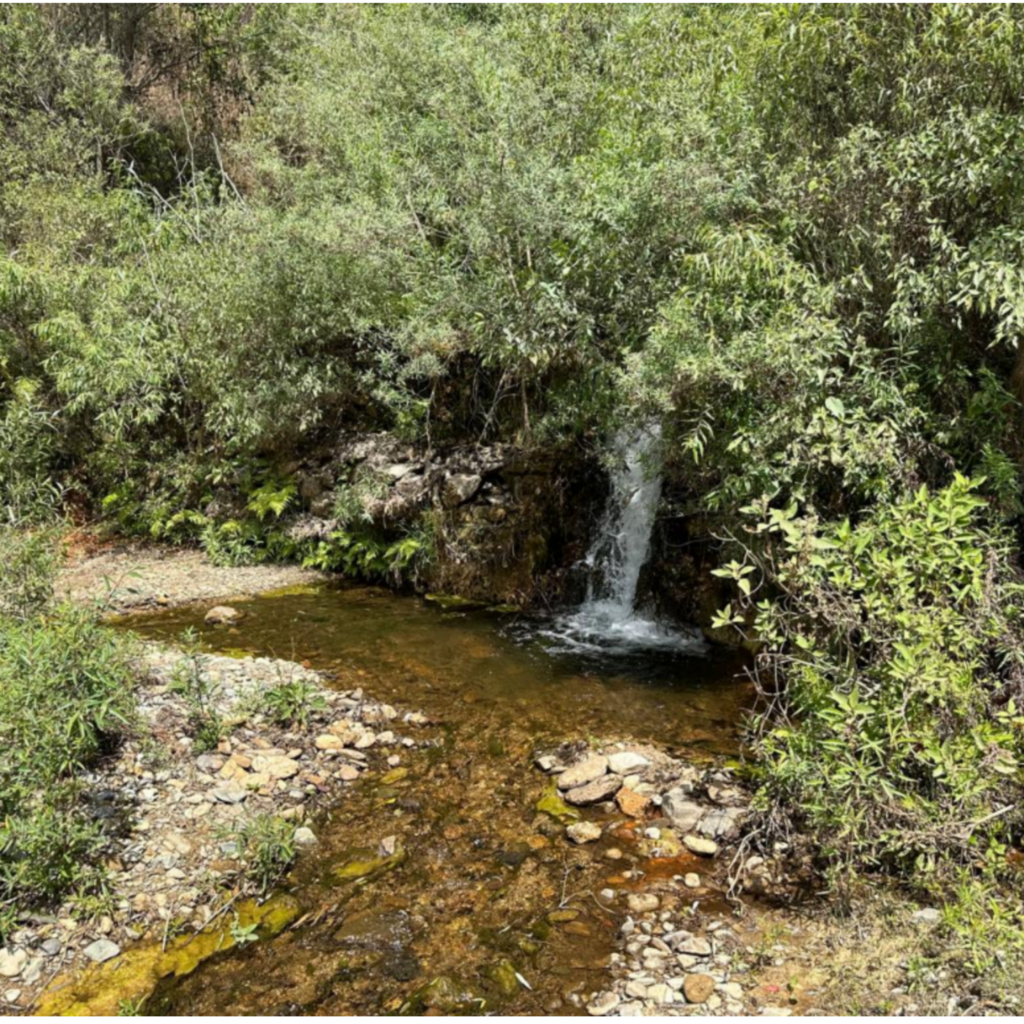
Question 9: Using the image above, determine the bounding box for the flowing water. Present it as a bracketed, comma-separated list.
[117, 585, 751, 1016]
[541, 425, 699, 655]
[101, 429, 755, 1015]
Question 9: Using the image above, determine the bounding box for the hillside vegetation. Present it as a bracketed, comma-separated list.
[4, 2, 1024, 978]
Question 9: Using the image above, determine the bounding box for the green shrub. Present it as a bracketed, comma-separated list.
[718, 476, 1024, 877]
[0, 532, 136, 936]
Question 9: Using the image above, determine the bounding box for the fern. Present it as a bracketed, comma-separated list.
[246, 481, 297, 522]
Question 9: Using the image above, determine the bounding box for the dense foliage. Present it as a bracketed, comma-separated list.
[0, 532, 135, 938]
[4, 2, 1024, 954]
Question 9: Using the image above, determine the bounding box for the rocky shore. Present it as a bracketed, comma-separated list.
[532, 741, 805, 1018]
[1, 548, 431, 1014]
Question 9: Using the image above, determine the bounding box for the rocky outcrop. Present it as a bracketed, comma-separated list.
[283, 432, 599, 607]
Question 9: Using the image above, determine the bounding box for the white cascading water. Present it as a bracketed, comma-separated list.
[542, 424, 704, 654]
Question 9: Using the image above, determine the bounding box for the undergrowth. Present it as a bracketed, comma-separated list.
[0, 530, 136, 940]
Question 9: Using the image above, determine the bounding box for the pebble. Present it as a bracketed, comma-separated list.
[0, 949, 26, 979]
[627, 894, 659, 914]
[683, 872, 701, 888]
[567, 822, 603, 844]
[3, 989, 21, 1005]
[683, 834, 719, 856]
[586, 991, 620, 1016]
[294, 826, 318, 847]
[683, 973, 716, 1004]
[911, 907, 941, 925]
[676, 936, 713, 957]
[82, 939, 121, 964]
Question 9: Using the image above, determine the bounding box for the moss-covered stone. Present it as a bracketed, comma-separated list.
[36, 896, 300, 1016]
[535, 783, 579, 824]
[332, 843, 407, 884]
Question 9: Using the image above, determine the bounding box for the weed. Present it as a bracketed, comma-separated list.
[257, 676, 326, 729]
[226, 814, 297, 895]
[169, 628, 222, 753]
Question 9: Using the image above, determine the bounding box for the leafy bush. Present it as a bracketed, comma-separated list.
[0, 532, 136, 937]
[717, 477, 1024, 877]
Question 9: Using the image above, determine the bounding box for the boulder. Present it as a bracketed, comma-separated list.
[252, 755, 300, 780]
[442, 473, 482, 508]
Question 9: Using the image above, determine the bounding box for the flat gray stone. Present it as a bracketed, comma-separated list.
[662, 789, 705, 832]
[563, 774, 622, 806]
[557, 754, 608, 790]
[82, 939, 120, 964]
[211, 783, 248, 804]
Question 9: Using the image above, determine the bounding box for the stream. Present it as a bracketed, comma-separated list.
[119, 585, 751, 1015]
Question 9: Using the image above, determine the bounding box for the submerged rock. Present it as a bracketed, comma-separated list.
[204, 605, 244, 625]
[566, 821, 602, 844]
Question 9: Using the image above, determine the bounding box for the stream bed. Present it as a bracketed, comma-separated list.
[118, 583, 751, 1015]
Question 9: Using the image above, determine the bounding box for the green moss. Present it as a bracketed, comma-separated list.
[332, 844, 406, 884]
[535, 783, 579, 823]
[257, 584, 323, 599]
[36, 896, 300, 1016]
[485, 959, 520, 999]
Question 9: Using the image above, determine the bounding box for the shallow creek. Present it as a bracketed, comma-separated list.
[118, 584, 751, 1015]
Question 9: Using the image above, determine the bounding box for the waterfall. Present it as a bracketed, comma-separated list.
[580, 424, 664, 623]
[540, 424, 704, 654]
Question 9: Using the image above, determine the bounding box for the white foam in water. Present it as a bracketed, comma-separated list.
[541, 424, 706, 656]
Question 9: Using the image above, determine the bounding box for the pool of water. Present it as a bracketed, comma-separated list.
[117, 584, 752, 1015]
